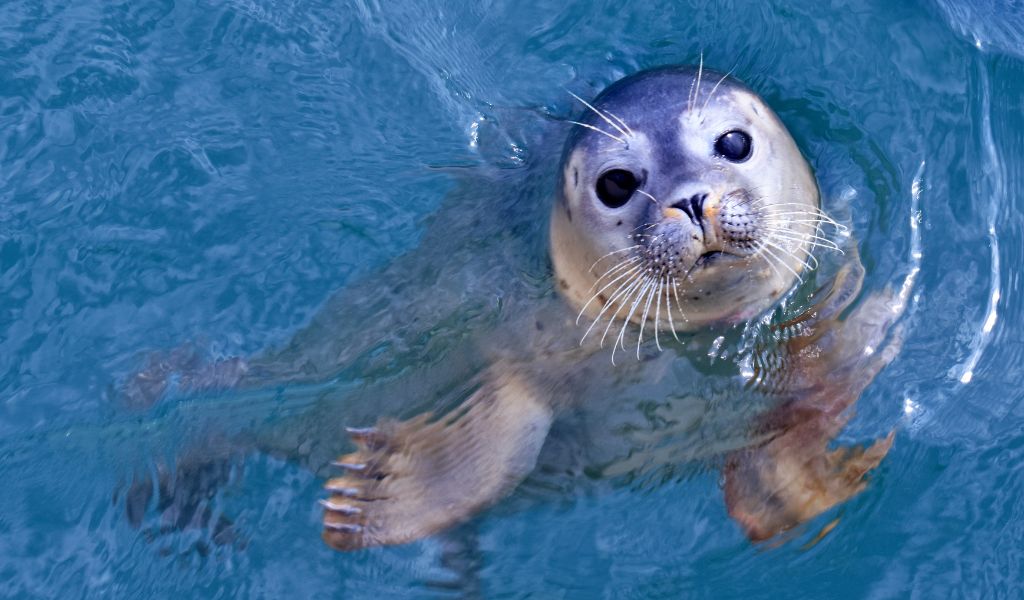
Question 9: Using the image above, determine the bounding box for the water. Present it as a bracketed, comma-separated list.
[2, 0, 1023, 597]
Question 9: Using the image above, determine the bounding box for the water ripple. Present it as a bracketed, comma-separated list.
[2, 0, 1024, 597]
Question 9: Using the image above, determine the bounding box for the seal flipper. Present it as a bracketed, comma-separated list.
[725, 256, 905, 541]
[122, 435, 247, 550]
[121, 344, 249, 410]
[723, 418, 896, 542]
[320, 370, 554, 550]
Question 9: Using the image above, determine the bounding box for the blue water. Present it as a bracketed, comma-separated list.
[3, 0, 1024, 597]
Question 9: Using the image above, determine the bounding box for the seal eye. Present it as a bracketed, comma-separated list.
[715, 130, 752, 162]
[595, 169, 639, 208]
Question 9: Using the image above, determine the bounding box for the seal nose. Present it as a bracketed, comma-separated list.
[670, 193, 707, 225]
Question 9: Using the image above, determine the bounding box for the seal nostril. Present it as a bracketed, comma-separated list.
[670, 193, 709, 226]
[690, 194, 706, 222]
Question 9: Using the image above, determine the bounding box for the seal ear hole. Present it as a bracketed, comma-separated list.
[595, 169, 639, 209]
[715, 130, 752, 162]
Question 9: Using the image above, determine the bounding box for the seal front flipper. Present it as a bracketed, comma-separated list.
[320, 369, 555, 551]
[121, 343, 249, 409]
[724, 255, 906, 541]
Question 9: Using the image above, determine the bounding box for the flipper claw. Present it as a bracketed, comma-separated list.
[323, 522, 363, 534]
[345, 426, 377, 437]
[346, 425, 388, 451]
[324, 483, 360, 496]
[319, 499, 363, 515]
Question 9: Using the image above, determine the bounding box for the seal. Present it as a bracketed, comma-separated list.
[319, 65, 904, 551]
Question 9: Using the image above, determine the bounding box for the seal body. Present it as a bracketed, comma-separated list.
[551, 66, 820, 337]
[316, 66, 899, 552]
[124, 65, 901, 553]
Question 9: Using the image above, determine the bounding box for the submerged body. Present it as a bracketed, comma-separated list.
[126, 65, 905, 552]
[314, 66, 903, 550]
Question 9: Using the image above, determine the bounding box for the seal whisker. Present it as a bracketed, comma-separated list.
[762, 215, 844, 236]
[776, 220, 836, 234]
[577, 263, 643, 325]
[689, 52, 705, 113]
[588, 245, 641, 274]
[760, 205, 841, 219]
[593, 258, 638, 286]
[795, 245, 822, 269]
[746, 197, 776, 210]
[757, 243, 804, 283]
[688, 67, 698, 112]
[585, 273, 645, 346]
[756, 244, 785, 281]
[757, 206, 827, 216]
[670, 278, 691, 325]
[653, 277, 664, 351]
[786, 218, 843, 226]
[588, 256, 641, 292]
[762, 238, 815, 272]
[631, 222, 660, 234]
[605, 276, 649, 364]
[605, 109, 635, 137]
[760, 220, 838, 241]
[737, 192, 765, 209]
[606, 275, 649, 350]
[636, 277, 659, 358]
[806, 252, 821, 270]
[614, 277, 651, 349]
[766, 211, 844, 230]
[566, 120, 627, 145]
[761, 228, 842, 252]
[579, 263, 643, 322]
[636, 189, 660, 205]
[761, 229, 841, 252]
[745, 191, 776, 203]
[567, 90, 632, 141]
[759, 204, 844, 227]
[613, 278, 652, 361]
[700, 68, 735, 115]
[587, 274, 642, 345]
[663, 276, 684, 342]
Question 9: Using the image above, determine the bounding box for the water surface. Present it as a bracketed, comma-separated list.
[2, 0, 1024, 597]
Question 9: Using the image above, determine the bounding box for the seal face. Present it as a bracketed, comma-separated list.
[551, 66, 822, 344]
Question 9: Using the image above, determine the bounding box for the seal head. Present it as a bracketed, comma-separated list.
[551, 66, 821, 339]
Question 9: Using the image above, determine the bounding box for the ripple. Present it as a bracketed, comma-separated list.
[2, 0, 1024, 597]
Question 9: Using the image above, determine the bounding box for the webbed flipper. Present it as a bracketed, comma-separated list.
[725, 255, 906, 541]
[320, 369, 555, 551]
